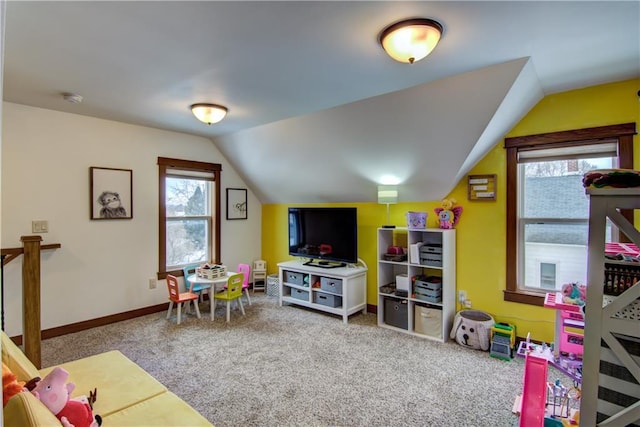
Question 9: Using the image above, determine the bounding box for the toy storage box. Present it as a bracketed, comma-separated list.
[284, 270, 305, 286]
[320, 277, 343, 295]
[313, 293, 342, 308]
[407, 211, 427, 229]
[414, 305, 442, 338]
[384, 298, 408, 329]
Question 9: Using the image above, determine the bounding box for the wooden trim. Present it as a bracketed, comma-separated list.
[157, 156, 222, 172]
[504, 122, 636, 305]
[158, 163, 167, 275]
[505, 123, 636, 148]
[367, 303, 377, 315]
[10, 303, 169, 345]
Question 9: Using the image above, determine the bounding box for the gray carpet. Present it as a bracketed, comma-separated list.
[41, 294, 541, 426]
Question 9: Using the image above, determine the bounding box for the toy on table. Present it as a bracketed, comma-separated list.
[434, 198, 462, 229]
[561, 283, 586, 306]
[31, 367, 102, 427]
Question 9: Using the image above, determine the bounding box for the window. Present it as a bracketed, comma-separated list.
[504, 123, 636, 306]
[158, 157, 222, 278]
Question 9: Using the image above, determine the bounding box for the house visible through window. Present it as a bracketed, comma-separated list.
[158, 157, 221, 278]
[504, 123, 636, 306]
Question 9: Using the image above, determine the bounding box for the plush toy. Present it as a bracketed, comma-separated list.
[31, 367, 101, 427]
[2, 362, 26, 407]
[434, 198, 463, 229]
[561, 282, 587, 306]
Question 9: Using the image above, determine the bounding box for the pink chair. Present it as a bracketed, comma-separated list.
[237, 263, 252, 305]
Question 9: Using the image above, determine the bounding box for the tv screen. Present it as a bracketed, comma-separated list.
[288, 207, 358, 265]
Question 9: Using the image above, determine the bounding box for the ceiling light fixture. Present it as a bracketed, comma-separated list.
[62, 93, 83, 104]
[379, 18, 443, 64]
[191, 103, 228, 125]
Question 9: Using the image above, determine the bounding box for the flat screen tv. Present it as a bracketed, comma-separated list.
[288, 207, 358, 266]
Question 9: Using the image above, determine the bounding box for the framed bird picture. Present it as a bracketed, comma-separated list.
[226, 188, 247, 220]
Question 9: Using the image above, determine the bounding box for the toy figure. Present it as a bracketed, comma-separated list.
[561, 282, 586, 306]
[31, 367, 101, 427]
[434, 198, 463, 229]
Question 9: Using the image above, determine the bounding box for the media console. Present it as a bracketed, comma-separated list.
[277, 260, 367, 323]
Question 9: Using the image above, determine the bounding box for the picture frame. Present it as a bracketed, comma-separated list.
[468, 174, 497, 201]
[90, 167, 133, 220]
[226, 188, 247, 220]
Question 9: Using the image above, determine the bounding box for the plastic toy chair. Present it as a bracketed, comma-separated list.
[212, 273, 245, 323]
[183, 263, 211, 303]
[237, 263, 252, 305]
[166, 274, 201, 324]
[252, 260, 267, 293]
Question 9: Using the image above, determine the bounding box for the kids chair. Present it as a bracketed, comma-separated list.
[236, 263, 252, 305]
[212, 273, 245, 323]
[183, 263, 211, 303]
[252, 260, 267, 293]
[166, 274, 201, 324]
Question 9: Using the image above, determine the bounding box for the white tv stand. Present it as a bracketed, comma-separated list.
[277, 260, 367, 324]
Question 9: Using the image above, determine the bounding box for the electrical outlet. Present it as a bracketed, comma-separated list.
[464, 300, 472, 308]
[458, 290, 467, 303]
[148, 278, 156, 289]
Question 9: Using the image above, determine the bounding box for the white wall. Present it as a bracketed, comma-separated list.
[1, 102, 261, 336]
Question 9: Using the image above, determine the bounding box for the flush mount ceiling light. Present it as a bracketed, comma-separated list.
[379, 18, 443, 64]
[190, 103, 228, 125]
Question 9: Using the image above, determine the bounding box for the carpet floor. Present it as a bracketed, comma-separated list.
[40, 293, 556, 426]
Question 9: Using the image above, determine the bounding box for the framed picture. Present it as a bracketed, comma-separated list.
[90, 167, 133, 220]
[226, 188, 247, 220]
[468, 174, 497, 201]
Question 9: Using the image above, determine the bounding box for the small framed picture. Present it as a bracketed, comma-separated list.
[226, 188, 247, 220]
[90, 167, 133, 220]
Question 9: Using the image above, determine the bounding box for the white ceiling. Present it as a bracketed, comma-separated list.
[4, 1, 639, 203]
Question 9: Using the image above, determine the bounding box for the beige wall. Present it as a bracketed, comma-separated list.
[1, 103, 261, 336]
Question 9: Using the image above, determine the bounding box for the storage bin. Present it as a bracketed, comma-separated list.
[320, 277, 343, 295]
[266, 274, 279, 297]
[384, 298, 408, 329]
[290, 287, 309, 301]
[407, 211, 427, 229]
[420, 253, 443, 267]
[414, 305, 442, 338]
[313, 292, 342, 308]
[284, 270, 305, 286]
[414, 277, 442, 292]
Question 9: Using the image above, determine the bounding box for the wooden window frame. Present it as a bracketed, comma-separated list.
[157, 157, 222, 279]
[503, 123, 636, 306]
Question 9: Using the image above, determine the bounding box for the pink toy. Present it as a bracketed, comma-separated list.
[434, 198, 463, 229]
[561, 282, 586, 306]
[31, 367, 101, 427]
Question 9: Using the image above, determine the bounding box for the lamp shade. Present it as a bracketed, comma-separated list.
[191, 103, 228, 125]
[379, 18, 443, 64]
[377, 185, 398, 204]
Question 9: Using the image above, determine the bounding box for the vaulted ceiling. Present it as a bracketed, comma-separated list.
[4, 1, 639, 203]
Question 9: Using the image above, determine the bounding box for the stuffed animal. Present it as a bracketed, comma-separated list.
[2, 362, 26, 406]
[31, 367, 101, 427]
[434, 198, 463, 229]
[561, 282, 587, 306]
[450, 310, 494, 351]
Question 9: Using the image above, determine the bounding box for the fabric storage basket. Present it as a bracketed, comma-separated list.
[266, 274, 279, 297]
[414, 305, 442, 338]
[407, 211, 427, 229]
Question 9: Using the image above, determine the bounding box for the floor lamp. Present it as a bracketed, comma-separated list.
[378, 185, 398, 228]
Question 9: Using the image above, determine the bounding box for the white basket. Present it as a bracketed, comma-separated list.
[266, 274, 279, 297]
[196, 264, 227, 279]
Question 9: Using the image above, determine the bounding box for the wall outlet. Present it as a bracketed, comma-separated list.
[458, 290, 467, 303]
[464, 300, 472, 308]
[148, 278, 156, 289]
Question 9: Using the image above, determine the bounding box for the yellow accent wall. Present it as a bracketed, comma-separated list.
[262, 78, 639, 343]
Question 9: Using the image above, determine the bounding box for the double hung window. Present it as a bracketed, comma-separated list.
[158, 157, 221, 277]
[504, 123, 636, 305]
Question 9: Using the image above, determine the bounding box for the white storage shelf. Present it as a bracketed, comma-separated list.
[278, 260, 367, 324]
[376, 227, 456, 343]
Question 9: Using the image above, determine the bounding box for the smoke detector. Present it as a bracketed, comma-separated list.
[63, 93, 83, 104]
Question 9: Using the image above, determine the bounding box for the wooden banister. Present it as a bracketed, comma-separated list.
[1, 236, 61, 368]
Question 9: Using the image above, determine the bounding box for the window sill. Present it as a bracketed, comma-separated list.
[503, 289, 544, 306]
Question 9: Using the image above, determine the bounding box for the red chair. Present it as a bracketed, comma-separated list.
[166, 274, 200, 324]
